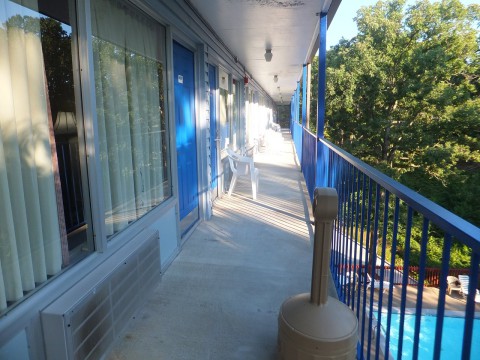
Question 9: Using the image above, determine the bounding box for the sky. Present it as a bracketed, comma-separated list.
[327, 0, 479, 49]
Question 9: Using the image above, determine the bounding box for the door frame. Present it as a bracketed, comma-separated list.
[172, 39, 200, 235]
[208, 63, 220, 202]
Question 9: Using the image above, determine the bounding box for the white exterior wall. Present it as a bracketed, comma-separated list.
[0, 1, 276, 359]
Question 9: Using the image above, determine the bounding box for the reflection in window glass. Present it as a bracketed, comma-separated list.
[233, 80, 242, 150]
[91, 0, 170, 237]
[0, 0, 90, 314]
[220, 88, 229, 151]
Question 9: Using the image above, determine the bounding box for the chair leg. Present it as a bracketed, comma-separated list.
[228, 174, 238, 197]
[251, 180, 257, 200]
[251, 170, 259, 200]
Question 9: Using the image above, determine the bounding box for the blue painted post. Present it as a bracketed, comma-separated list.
[462, 252, 479, 360]
[316, 12, 328, 188]
[317, 12, 327, 137]
[302, 64, 308, 129]
[295, 83, 303, 162]
[290, 95, 294, 134]
[295, 81, 300, 124]
[433, 234, 452, 360]
[301, 65, 308, 172]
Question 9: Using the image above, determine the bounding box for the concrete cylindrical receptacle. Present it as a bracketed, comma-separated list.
[278, 293, 358, 359]
[278, 188, 358, 359]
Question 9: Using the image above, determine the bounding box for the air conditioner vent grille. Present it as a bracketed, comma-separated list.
[41, 230, 160, 360]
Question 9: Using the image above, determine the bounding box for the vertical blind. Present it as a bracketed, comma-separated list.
[0, 0, 63, 311]
[91, 0, 168, 237]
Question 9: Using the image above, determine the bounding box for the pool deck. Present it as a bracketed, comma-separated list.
[350, 285, 480, 359]
[396, 285, 480, 313]
[341, 282, 480, 315]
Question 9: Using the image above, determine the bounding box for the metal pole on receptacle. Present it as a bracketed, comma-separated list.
[310, 188, 337, 306]
[278, 187, 358, 359]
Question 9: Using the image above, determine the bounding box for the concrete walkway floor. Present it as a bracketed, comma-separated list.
[107, 131, 323, 360]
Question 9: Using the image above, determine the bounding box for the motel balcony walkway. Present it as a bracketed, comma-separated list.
[107, 130, 327, 360]
[106, 130, 478, 360]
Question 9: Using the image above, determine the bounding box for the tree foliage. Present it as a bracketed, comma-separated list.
[324, 0, 480, 267]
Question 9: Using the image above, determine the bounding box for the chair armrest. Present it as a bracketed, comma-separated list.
[227, 148, 255, 165]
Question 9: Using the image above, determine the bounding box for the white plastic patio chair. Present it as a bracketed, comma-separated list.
[226, 148, 259, 200]
[446, 276, 462, 295]
[340, 271, 358, 290]
[458, 275, 480, 303]
[366, 273, 393, 293]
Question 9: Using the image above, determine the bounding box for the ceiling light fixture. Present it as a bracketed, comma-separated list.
[264, 49, 272, 62]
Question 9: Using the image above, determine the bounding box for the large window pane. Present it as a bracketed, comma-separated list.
[233, 80, 242, 150]
[0, 0, 89, 313]
[220, 88, 229, 151]
[91, 0, 170, 237]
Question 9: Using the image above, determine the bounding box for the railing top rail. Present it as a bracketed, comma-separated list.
[302, 125, 316, 138]
[319, 137, 480, 252]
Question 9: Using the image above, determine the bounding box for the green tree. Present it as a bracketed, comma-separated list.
[324, 0, 480, 267]
[39, 18, 75, 117]
[309, 57, 318, 133]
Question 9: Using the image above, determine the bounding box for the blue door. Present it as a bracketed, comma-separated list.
[173, 41, 198, 220]
[209, 64, 218, 193]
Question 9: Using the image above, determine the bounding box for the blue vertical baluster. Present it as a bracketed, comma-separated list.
[398, 207, 413, 360]
[412, 217, 430, 360]
[351, 167, 360, 312]
[337, 152, 343, 285]
[331, 152, 339, 282]
[357, 173, 367, 321]
[384, 196, 400, 359]
[433, 234, 452, 359]
[333, 153, 341, 282]
[347, 164, 354, 307]
[362, 178, 373, 359]
[342, 161, 347, 293]
[330, 152, 340, 274]
[368, 183, 381, 360]
[462, 252, 479, 359]
[339, 163, 348, 298]
[344, 164, 350, 303]
[374, 188, 389, 359]
[328, 146, 333, 187]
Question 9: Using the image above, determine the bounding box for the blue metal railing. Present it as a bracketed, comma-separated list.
[320, 138, 480, 360]
[289, 119, 480, 359]
[292, 121, 302, 164]
[301, 127, 316, 200]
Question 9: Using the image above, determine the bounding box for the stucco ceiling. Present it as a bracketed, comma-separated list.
[187, 0, 340, 104]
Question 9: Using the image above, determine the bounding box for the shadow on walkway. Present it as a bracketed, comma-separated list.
[108, 131, 318, 360]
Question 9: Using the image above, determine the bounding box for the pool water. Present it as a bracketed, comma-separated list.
[381, 313, 480, 359]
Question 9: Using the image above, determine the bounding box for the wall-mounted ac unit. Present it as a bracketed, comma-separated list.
[41, 229, 160, 360]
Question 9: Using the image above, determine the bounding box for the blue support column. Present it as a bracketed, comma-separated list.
[316, 11, 328, 188]
[301, 64, 308, 172]
[295, 82, 300, 124]
[290, 95, 294, 133]
[292, 83, 302, 162]
[317, 13, 327, 137]
[301, 64, 308, 129]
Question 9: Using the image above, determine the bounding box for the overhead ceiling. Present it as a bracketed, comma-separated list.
[187, 0, 341, 105]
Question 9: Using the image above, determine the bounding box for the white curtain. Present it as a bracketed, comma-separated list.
[91, 0, 166, 236]
[0, 0, 62, 311]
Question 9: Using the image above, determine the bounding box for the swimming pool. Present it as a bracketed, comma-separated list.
[380, 313, 480, 359]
